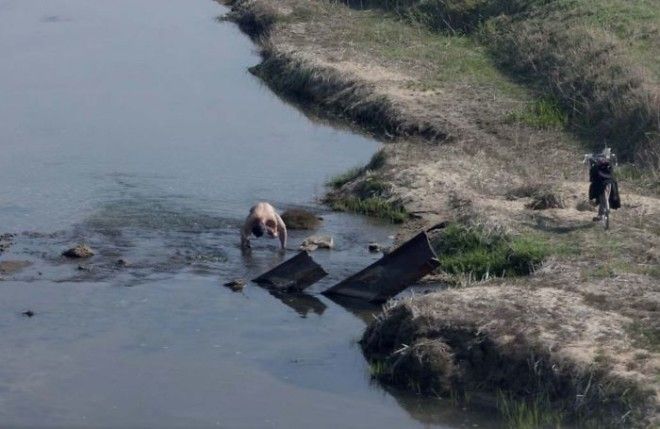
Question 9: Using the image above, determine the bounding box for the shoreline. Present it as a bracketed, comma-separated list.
[221, 0, 659, 426]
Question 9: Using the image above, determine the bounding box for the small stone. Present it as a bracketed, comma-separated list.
[223, 278, 246, 292]
[368, 243, 380, 253]
[62, 244, 94, 258]
[300, 235, 333, 251]
[116, 258, 129, 267]
[22, 310, 34, 318]
[300, 243, 319, 252]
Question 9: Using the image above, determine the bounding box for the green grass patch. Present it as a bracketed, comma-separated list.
[329, 195, 408, 223]
[432, 223, 550, 278]
[338, 9, 524, 95]
[616, 164, 660, 193]
[368, 360, 391, 378]
[365, 149, 387, 170]
[627, 321, 660, 353]
[497, 392, 564, 429]
[327, 150, 388, 189]
[505, 97, 568, 130]
[328, 166, 364, 189]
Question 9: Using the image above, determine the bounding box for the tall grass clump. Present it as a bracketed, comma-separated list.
[497, 392, 564, 429]
[505, 97, 568, 129]
[329, 195, 408, 223]
[432, 223, 549, 278]
[328, 166, 364, 189]
[327, 150, 388, 189]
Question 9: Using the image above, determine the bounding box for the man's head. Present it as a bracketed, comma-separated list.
[265, 219, 278, 238]
[251, 222, 266, 238]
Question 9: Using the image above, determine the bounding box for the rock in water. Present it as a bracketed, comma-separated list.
[300, 235, 334, 251]
[280, 209, 321, 230]
[62, 244, 94, 258]
[0, 260, 31, 274]
[223, 278, 246, 292]
[0, 233, 14, 254]
[115, 258, 129, 267]
[368, 243, 381, 253]
[22, 310, 35, 318]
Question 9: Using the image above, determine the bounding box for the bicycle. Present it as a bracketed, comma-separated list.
[583, 147, 617, 230]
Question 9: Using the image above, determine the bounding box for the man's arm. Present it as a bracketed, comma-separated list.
[240, 217, 253, 249]
[275, 213, 287, 249]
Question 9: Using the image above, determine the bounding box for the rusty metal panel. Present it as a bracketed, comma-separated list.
[322, 231, 439, 303]
[253, 251, 327, 292]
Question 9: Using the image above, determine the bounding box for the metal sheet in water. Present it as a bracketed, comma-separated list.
[322, 231, 440, 303]
[253, 251, 327, 292]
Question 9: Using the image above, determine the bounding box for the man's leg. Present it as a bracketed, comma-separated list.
[598, 184, 611, 220]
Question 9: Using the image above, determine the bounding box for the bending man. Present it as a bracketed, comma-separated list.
[241, 202, 287, 250]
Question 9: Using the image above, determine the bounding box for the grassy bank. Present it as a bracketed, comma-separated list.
[361, 287, 655, 427]
[222, 0, 659, 426]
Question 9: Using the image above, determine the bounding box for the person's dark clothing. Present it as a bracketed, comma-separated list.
[589, 161, 621, 209]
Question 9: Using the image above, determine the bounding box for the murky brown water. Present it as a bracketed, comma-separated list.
[0, 0, 498, 427]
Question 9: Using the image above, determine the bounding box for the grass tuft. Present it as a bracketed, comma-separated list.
[366, 149, 387, 170]
[432, 223, 550, 278]
[497, 392, 564, 429]
[327, 150, 388, 189]
[328, 166, 364, 189]
[329, 195, 408, 223]
[505, 97, 568, 130]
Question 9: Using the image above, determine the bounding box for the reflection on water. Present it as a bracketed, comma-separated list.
[269, 291, 327, 318]
[0, 0, 498, 427]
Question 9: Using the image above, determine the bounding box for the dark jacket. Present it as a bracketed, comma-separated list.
[589, 162, 621, 209]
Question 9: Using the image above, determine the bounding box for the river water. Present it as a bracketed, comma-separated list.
[0, 0, 494, 427]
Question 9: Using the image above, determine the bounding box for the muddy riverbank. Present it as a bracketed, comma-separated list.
[223, 0, 659, 426]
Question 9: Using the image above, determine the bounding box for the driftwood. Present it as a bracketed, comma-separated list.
[253, 251, 327, 292]
[322, 231, 440, 303]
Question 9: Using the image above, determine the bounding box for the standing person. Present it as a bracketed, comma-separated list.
[588, 147, 620, 223]
[241, 202, 287, 250]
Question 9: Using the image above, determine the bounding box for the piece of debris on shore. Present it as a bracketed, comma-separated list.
[281, 209, 321, 230]
[62, 244, 94, 258]
[300, 235, 333, 252]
